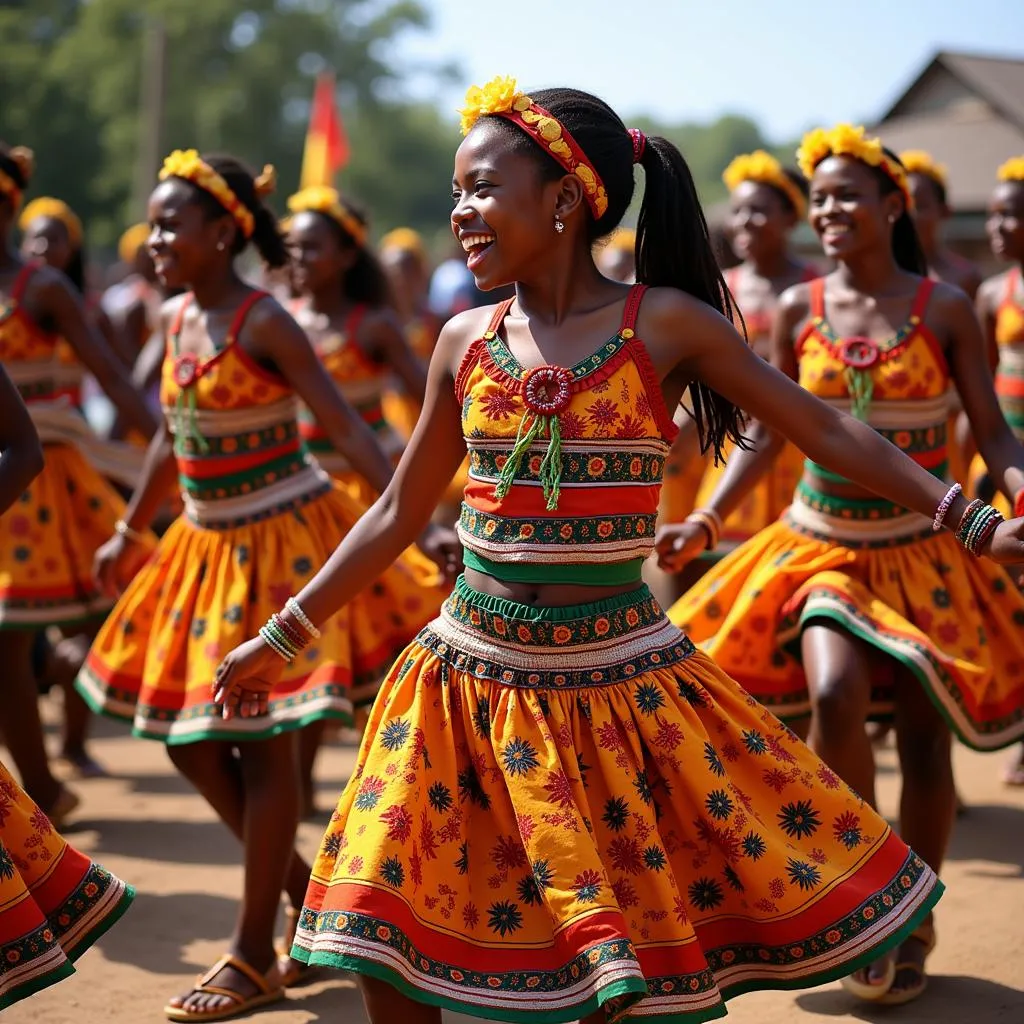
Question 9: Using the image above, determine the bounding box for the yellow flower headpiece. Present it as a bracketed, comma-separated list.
[997, 156, 1024, 183]
[19, 197, 83, 249]
[287, 186, 368, 248]
[0, 147, 33, 210]
[797, 124, 911, 209]
[159, 149, 275, 240]
[899, 150, 947, 190]
[458, 75, 609, 219]
[118, 222, 150, 264]
[606, 227, 636, 253]
[380, 227, 426, 261]
[722, 150, 806, 218]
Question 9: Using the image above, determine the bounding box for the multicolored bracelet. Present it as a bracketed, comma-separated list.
[932, 483, 961, 532]
[285, 597, 321, 639]
[259, 622, 296, 663]
[686, 508, 722, 551]
[955, 499, 1003, 556]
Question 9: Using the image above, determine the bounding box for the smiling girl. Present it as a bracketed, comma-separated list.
[207, 90, 1024, 1023]
[664, 127, 1024, 1005]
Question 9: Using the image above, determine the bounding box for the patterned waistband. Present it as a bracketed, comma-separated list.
[996, 347, 1024, 433]
[414, 576, 695, 688]
[6, 357, 84, 404]
[786, 490, 933, 548]
[814, 391, 952, 429]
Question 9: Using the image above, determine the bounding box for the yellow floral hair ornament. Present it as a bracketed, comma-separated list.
[19, 197, 83, 249]
[605, 227, 636, 253]
[797, 124, 911, 209]
[159, 149, 255, 239]
[722, 150, 806, 218]
[900, 150, 947, 189]
[254, 165, 277, 198]
[380, 227, 426, 262]
[459, 75, 610, 219]
[118, 222, 151, 264]
[997, 156, 1024, 183]
[287, 186, 368, 248]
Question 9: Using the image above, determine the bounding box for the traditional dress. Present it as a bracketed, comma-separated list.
[0, 264, 143, 629]
[671, 278, 1024, 751]
[0, 758, 133, 1010]
[381, 314, 438, 441]
[296, 304, 406, 507]
[77, 292, 442, 738]
[291, 287, 942, 1023]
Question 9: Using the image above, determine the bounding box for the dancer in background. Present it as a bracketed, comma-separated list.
[76, 151, 456, 1022]
[664, 127, 1024, 1004]
[0, 142, 157, 817]
[213, 85, 966, 1024]
[0, 366, 135, 1012]
[976, 154, 1024, 787]
[596, 225, 636, 282]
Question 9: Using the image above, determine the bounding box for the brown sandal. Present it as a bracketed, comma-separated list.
[877, 921, 936, 1006]
[163, 953, 284, 1022]
[275, 906, 320, 988]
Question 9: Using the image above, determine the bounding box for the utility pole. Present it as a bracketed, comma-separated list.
[131, 15, 167, 218]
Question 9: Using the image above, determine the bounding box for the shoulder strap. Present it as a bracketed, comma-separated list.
[808, 277, 826, 320]
[1004, 266, 1021, 305]
[909, 277, 935, 322]
[11, 262, 37, 304]
[483, 297, 514, 337]
[620, 284, 648, 336]
[226, 290, 270, 343]
[168, 293, 193, 341]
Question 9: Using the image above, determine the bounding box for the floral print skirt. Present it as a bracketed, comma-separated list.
[0, 759, 133, 1010]
[292, 575, 941, 1023]
[670, 488, 1024, 751]
[76, 483, 446, 744]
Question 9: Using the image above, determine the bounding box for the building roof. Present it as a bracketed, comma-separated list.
[874, 50, 1024, 211]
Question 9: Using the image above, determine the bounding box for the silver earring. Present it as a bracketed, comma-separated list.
[217, 240, 226, 251]
[554, 217, 564, 234]
[888, 215, 896, 224]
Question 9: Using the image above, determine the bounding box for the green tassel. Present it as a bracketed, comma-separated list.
[844, 367, 874, 421]
[173, 387, 210, 455]
[188, 386, 210, 453]
[494, 410, 565, 509]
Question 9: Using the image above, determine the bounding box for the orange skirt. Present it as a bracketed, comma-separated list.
[291, 577, 941, 1022]
[0, 444, 143, 629]
[670, 490, 1024, 750]
[0, 759, 134, 1010]
[77, 483, 446, 743]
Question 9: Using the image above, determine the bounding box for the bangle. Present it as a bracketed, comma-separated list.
[263, 617, 302, 659]
[955, 500, 1004, 555]
[115, 519, 146, 543]
[972, 511, 1002, 555]
[1014, 489, 1024, 519]
[259, 624, 295, 664]
[285, 597, 320, 639]
[932, 483, 962, 532]
[955, 499, 984, 541]
[685, 509, 721, 551]
[272, 613, 307, 652]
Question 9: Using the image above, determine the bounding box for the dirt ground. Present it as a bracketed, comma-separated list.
[5, 708, 1023, 1024]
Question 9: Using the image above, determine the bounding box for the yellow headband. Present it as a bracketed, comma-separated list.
[722, 150, 806, 218]
[159, 149, 276, 240]
[19, 197, 83, 248]
[900, 150, 947, 190]
[118, 222, 151, 264]
[380, 226, 426, 261]
[997, 156, 1024, 183]
[797, 124, 911, 209]
[287, 186, 368, 248]
[0, 147, 34, 210]
[459, 76, 610, 219]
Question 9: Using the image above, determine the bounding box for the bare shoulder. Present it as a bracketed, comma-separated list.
[434, 304, 503, 367]
[928, 278, 974, 317]
[977, 269, 1011, 311]
[633, 285, 732, 339]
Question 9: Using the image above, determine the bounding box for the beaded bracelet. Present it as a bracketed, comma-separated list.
[955, 500, 1004, 556]
[259, 624, 295, 664]
[686, 509, 721, 551]
[285, 597, 321, 639]
[955, 499, 984, 540]
[272, 612, 307, 652]
[932, 483, 961, 532]
[115, 518, 147, 543]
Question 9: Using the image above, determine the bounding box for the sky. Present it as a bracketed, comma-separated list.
[396, 0, 1024, 141]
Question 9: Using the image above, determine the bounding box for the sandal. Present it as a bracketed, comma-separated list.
[877, 921, 936, 1006]
[44, 785, 81, 831]
[163, 953, 284, 1022]
[840, 953, 896, 1002]
[275, 906, 319, 988]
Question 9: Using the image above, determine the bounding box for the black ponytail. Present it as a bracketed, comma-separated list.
[876, 150, 927, 276]
[478, 88, 746, 463]
[189, 154, 289, 269]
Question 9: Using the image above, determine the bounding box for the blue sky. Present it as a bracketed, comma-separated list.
[396, 0, 1023, 140]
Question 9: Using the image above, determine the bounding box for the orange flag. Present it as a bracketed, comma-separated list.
[300, 72, 349, 189]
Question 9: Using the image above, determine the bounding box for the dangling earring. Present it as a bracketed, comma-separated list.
[554, 217, 564, 234]
[887, 215, 896, 224]
[216, 240, 226, 251]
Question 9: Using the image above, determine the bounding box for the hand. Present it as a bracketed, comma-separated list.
[93, 532, 148, 598]
[212, 635, 284, 720]
[417, 523, 463, 585]
[981, 517, 1024, 568]
[655, 520, 709, 574]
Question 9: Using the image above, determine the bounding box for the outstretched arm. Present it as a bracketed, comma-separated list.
[0, 367, 44, 514]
